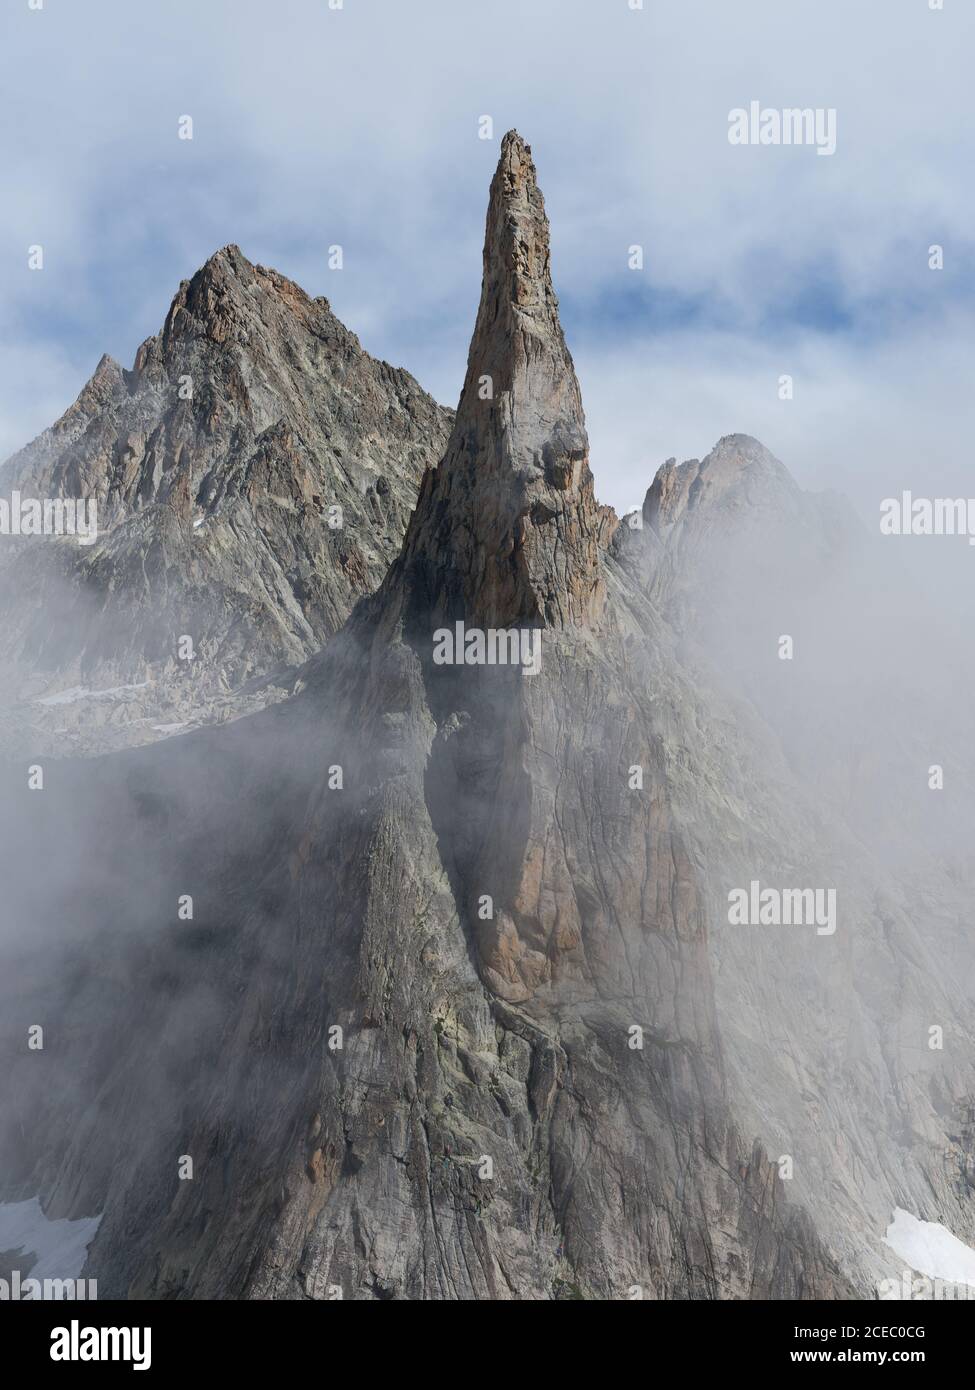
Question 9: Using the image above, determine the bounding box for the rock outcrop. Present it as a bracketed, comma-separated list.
[392, 131, 606, 636]
[1, 133, 973, 1303]
[611, 432, 975, 1291]
[0, 246, 452, 753]
[0, 133, 855, 1300]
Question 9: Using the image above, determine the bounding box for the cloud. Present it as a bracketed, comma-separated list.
[2, 0, 972, 510]
[576, 306, 975, 516]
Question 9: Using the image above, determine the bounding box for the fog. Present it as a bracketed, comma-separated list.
[1, 0, 973, 1299]
[2, 420, 973, 1296]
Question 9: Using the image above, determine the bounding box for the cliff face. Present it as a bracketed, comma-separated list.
[1, 134, 973, 1302]
[611, 432, 975, 1292]
[391, 131, 606, 636]
[229, 133, 849, 1299]
[0, 134, 854, 1300]
[0, 246, 452, 753]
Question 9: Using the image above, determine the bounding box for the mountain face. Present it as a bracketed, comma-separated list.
[613, 431, 975, 871]
[0, 247, 452, 754]
[612, 436, 975, 1289]
[1, 133, 973, 1302]
[391, 132, 607, 637]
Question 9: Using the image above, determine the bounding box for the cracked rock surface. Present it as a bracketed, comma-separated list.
[0, 246, 452, 755]
[1, 134, 973, 1302]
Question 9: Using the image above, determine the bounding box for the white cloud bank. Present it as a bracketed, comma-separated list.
[1, 0, 973, 513]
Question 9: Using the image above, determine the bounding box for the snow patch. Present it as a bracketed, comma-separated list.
[36, 681, 149, 707]
[151, 721, 187, 734]
[884, 1207, 975, 1286]
[0, 1198, 101, 1280]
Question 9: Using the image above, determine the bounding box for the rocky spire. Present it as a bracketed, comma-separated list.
[397, 130, 607, 633]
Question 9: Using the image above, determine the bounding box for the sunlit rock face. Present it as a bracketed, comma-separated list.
[1, 134, 973, 1304]
[0, 245, 452, 755]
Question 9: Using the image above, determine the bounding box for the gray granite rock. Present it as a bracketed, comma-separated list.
[1, 134, 972, 1304]
[0, 247, 452, 754]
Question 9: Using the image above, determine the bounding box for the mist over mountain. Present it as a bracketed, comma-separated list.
[0, 246, 452, 755]
[1, 132, 973, 1304]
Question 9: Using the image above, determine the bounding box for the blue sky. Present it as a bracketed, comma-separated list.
[2, 0, 974, 515]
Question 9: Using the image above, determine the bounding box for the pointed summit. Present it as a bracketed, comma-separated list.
[459, 130, 581, 433]
[0, 238, 452, 753]
[396, 131, 606, 633]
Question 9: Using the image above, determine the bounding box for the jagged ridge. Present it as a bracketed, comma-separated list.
[0, 245, 453, 754]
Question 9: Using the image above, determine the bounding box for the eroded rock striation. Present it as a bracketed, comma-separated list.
[1, 133, 973, 1302]
[0, 246, 452, 753]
